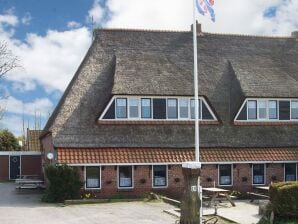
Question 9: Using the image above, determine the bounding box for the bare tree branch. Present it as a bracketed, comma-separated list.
[0, 41, 20, 120]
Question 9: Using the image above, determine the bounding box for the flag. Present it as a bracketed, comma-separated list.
[196, 0, 215, 22]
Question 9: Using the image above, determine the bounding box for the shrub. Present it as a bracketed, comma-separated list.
[269, 181, 298, 218]
[42, 164, 83, 203]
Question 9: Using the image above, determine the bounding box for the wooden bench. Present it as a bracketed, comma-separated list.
[218, 193, 237, 199]
[247, 192, 269, 202]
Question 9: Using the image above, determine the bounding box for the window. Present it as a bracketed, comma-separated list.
[248, 100, 257, 120]
[129, 98, 139, 118]
[141, 98, 151, 118]
[153, 165, 167, 187]
[153, 99, 166, 119]
[167, 99, 178, 119]
[253, 164, 265, 185]
[279, 101, 290, 120]
[190, 99, 200, 119]
[116, 98, 127, 118]
[101, 96, 216, 121]
[219, 164, 232, 186]
[118, 166, 133, 188]
[85, 167, 100, 189]
[291, 101, 298, 119]
[179, 99, 189, 119]
[269, 100, 278, 119]
[285, 163, 297, 182]
[258, 100, 267, 119]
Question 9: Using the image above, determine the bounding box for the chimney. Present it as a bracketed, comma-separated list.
[291, 31, 298, 38]
[191, 21, 202, 34]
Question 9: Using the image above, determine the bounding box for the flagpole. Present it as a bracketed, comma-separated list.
[193, 1, 202, 223]
[193, 0, 200, 163]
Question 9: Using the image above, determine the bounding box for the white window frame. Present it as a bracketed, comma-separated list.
[291, 101, 298, 120]
[218, 164, 233, 186]
[284, 163, 297, 182]
[117, 165, 134, 189]
[115, 98, 127, 119]
[84, 166, 101, 190]
[252, 164, 266, 186]
[152, 165, 168, 188]
[99, 95, 217, 121]
[128, 98, 140, 119]
[235, 98, 298, 122]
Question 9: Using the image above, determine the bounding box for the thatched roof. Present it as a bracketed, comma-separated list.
[42, 28, 298, 149]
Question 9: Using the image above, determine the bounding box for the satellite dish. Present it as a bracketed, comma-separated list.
[47, 152, 54, 160]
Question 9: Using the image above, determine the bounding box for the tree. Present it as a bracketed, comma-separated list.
[0, 41, 19, 120]
[0, 129, 20, 151]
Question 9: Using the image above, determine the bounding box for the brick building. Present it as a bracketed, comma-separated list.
[41, 25, 298, 198]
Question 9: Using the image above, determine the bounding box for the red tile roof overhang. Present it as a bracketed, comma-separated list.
[57, 147, 298, 165]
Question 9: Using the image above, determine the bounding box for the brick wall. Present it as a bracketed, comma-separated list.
[77, 163, 290, 198]
[0, 156, 9, 180]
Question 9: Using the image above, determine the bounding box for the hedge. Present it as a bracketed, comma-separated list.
[42, 164, 83, 203]
[269, 181, 298, 218]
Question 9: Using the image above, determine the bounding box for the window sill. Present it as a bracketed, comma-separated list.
[98, 120, 220, 125]
[234, 121, 298, 126]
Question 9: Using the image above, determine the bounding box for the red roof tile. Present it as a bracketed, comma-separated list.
[57, 147, 298, 164]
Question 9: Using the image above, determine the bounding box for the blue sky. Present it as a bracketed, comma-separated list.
[0, 0, 297, 136]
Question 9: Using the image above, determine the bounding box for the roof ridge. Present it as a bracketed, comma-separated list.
[94, 27, 189, 33]
[94, 27, 294, 39]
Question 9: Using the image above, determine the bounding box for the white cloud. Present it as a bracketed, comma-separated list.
[87, 0, 104, 24]
[67, 21, 81, 29]
[2, 27, 91, 92]
[104, 0, 298, 36]
[0, 114, 23, 136]
[21, 12, 32, 25]
[0, 12, 19, 26]
[0, 96, 53, 117]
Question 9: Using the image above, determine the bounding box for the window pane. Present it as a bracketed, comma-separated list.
[269, 101, 277, 119]
[291, 101, 298, 119]
[253, 164, 265, 184]
[167, 99, 178, 119]
[129, 99, 139, 118]
[103, 100, 115, 119]
[279, 101, 290, 120]
[119, 166, 132, 187]
[190, 99, 201, 119]
[153, 165, 167, 187]
[141, 99, 151, 118]
[258, 100, 267, 119]
[236, 102, 247, 120]
[153, 99, 166, 119]
[116, 98, 127, 118]
[202, 101, 213, 120]
[86, 167, 100, 188]
[219, 165, 232, 185]
[248, 100, 257, 120]
[179, 99, 189, 118]
[285, 163, 297, 181]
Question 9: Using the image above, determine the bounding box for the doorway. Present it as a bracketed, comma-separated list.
[10, 156, 20, 179]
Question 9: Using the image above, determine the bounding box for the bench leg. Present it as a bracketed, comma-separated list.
[225, 194, 236, 207]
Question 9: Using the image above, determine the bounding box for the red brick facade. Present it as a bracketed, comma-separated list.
[77, 163, 295, 199]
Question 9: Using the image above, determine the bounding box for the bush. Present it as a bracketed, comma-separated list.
[42, 164, 83, 203]
[269, 181, 298, 218]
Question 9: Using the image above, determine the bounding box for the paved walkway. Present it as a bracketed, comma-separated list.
[0, 182, 176, 224]
[203, 200, 263, 224]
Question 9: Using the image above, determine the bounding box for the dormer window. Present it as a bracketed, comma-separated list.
[235, 98, 298, 122]
[100, 96, 217, 121]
